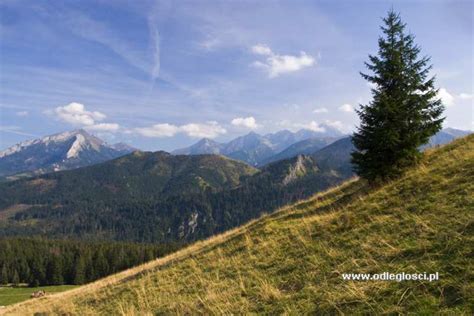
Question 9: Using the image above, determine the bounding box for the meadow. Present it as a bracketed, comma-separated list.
[0, 285, 77, 307]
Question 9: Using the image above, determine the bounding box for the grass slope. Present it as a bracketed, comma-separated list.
[4, 135, 473, 315]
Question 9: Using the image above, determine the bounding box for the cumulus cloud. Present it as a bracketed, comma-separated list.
[281, 120, 326, 132]
[324, 120, 350, 133]
[180, 121, 227, 138]
[52, 102, 121, 133]
[252, 44, 273, 55]
[16, 111, 29, 117]
[313, 107, 328, 114]
[231, 116, 258, 129]
[135, 123, 180, 138]
[306, 121, 326, 132]
[251, 44, 315, 78]
[136, 121, 226, 139]
[438, 88, 454, 107]
[276, 118, 353, 134]
[84, 123, 120, 132]
[55, 102, 106, 126]
[338, 103, 354, 112]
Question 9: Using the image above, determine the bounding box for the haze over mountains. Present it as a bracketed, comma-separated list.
[0, 129, 135, 180]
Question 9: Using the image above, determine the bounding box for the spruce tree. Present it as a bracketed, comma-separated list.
[73, 255, 86, 285]
[0, 265, 8, 285]
[352, 10, 444, 182]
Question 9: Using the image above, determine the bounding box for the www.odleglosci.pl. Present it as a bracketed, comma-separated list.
[342, 272, 439, 282]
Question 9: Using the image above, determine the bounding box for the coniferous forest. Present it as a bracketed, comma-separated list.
[0, 238, 181, 286]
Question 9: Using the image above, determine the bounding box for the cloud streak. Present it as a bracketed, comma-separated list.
[148, 8, 161, 80]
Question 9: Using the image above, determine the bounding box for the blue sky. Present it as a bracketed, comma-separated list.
[0, 0, 472, 151]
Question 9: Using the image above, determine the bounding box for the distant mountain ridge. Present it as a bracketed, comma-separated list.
[422, 127, 472, 149]
[173, 127, 345, 166]
[0, 129, 135, 179]
[172, 127, 471, 167]
[259, 136, 341, 166]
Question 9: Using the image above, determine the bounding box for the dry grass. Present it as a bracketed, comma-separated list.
[3, 134, 474, 315]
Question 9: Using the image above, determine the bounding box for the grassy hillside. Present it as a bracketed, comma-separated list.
[3, 135, 473, 315]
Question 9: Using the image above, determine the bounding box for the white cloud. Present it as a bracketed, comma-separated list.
[251, 44, 315, 78]
[438, 88, 454, 107]
[338, 103, 354, 112]
[16, 111, 29, 117]
[324, 120, 350, 133]
[275, 119, 353, 134]
[135, 121, 226, 139]
[252, 44, 273, 56]
[135, 123, 179, 138]
[280, 120, 326, 132]
[459, 93, 473, 100]
[54, 102, 106, 126]
[180, 121, 227, 138]
[313, 107, 328, 114]
[85, 123, 120, 132]
[231, 116, 258, 129]
[306, 121, 326, 132]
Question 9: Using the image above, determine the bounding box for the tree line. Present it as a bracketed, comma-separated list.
[0, 237, 181, 286]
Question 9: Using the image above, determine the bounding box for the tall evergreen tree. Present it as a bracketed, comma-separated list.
[73, 255, 86, 285]
[0, 265, 8, 285]
[352, 10, 444, 182]
[12, 269, 20, 286]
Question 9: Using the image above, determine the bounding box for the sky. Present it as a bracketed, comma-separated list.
[0, 0, 472, 152]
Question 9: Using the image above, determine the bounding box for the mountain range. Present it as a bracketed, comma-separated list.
[0, 129, 135, 180]
[173, 128, 471, 167]
[0, 135, 355, 243]
[172, 128, 345, 166]
[1, 127, 470, 182]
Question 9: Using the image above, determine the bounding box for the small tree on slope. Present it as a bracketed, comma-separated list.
[352, 10, 445, 182]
